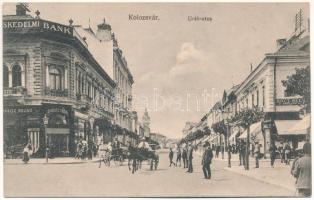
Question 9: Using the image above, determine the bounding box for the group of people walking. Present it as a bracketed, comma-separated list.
[169, 141, 213, 179]
[75, 139, 98, 160]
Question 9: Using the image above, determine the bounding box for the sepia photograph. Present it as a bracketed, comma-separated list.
[2, 1, 311, 198]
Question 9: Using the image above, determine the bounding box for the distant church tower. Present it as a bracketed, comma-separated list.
[142, 108, 151, 138]
[96, 18, 112, 42]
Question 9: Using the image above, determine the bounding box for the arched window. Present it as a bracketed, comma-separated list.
[3, 65, 9, 87]
[12, 64, 22, 87]
[49, 67, 62, 90]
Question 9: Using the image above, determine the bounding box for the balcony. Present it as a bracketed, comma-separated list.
[3, 87, 27, 96]
[76, 93, 93, 103]
[45, 88, 68, 97]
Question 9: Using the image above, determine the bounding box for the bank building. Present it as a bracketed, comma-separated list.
[3, 4, 138, 158]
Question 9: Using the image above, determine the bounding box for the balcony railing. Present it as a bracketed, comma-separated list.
[3, 87, 27, 96]
[45, 88, 68, 97]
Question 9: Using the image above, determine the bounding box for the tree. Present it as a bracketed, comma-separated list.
[282, 66, 311, 112]
[230, 107, 264, 170]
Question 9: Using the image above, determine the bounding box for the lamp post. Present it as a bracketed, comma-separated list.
[43, 114, 49, 163]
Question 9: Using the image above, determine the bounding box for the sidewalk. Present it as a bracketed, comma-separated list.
[4, 157, 99, 165]
[224, 159, 295, 192]
[195, 150, 295, 191]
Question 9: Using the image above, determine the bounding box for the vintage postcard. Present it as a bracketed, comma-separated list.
[2, 2, 311, 198]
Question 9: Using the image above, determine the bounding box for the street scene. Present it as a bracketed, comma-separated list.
[2, 2, 311, 198]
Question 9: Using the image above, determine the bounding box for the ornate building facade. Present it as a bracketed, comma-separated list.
[3, 4, 120, 157]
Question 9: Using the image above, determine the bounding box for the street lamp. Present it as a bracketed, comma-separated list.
[43, 114, 49, 163]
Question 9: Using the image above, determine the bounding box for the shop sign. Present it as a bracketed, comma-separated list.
[275, 98, 304, 106]
[4, 106, 40, 113]
[3, 19, 73, 37]
[47, 107, 69, 115]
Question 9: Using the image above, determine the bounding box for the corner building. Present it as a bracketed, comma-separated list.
[3, 5, 116, 157]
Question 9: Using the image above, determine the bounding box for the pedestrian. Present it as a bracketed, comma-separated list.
[176, 147, 182, 167]
[187, 143, 194, 173]
[87, 144, 93, 160]
[215, 145, 220, 158]
[254, 142, 260, 168]
[251, 143, 255, 157]
[269, 143, 277, 168]
[182, 146, 188, 168]
[284, 141, 291, 165]
[291, 142, 311, 197]
[241, 141, 247, 169]
[202, 141, 213, 179]
[22, 142, 32, 164]
[239, 140, 246, 166]
[93, 143, 98, 157]
[169, 148, 175, 167]
[278, 142, 284, 163]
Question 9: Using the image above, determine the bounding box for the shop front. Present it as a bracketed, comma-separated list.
[274, 115, 310, 150]
[43, 104, 73, 157]
[3, 105, 44, 158]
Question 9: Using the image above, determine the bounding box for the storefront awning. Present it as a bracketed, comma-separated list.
[238, 122, 262, 139]
[275, 116, 310, 136]
[74, 111, 89, 120]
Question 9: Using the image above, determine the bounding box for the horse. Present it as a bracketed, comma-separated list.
[127, 147, 159, 173]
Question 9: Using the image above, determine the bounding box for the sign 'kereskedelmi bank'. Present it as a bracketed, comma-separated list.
[3, 19, 73, 36]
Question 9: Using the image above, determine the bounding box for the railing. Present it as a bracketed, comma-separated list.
[45, 88, 68, 97]
[3, 87, 27, 96]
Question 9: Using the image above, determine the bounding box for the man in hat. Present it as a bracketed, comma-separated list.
[182, 144, 188, 168]
[202, 141, 213, 179]
[187, 143, 194, 173]
[291, 142, 311, 197]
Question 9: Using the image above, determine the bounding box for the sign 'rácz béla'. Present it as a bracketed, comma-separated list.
[3, 19, 73, 36]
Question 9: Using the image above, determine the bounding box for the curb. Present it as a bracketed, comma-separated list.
[4, 159, 100, 165]
[224, 167, 295, 192]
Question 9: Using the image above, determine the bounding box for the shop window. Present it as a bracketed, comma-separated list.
[3, 65, 9, 87]
[49, 67, 62, 90]
[12, 64, 22, 87]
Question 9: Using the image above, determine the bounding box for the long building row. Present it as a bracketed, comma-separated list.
[182, 12, 310, 157]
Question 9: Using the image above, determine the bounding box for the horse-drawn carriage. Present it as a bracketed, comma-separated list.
[98, 143, 128, 167]
[127, 141, 159, 173]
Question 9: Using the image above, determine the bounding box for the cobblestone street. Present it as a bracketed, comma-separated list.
[4, 151, 294, 197]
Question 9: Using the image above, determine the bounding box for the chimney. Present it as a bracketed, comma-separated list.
[96, 18, 112, 42]
[276, 38, 287, 48]
[16, 3, 30, 16]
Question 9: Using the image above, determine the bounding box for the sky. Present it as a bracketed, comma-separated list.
[3, 2, 309, 139]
